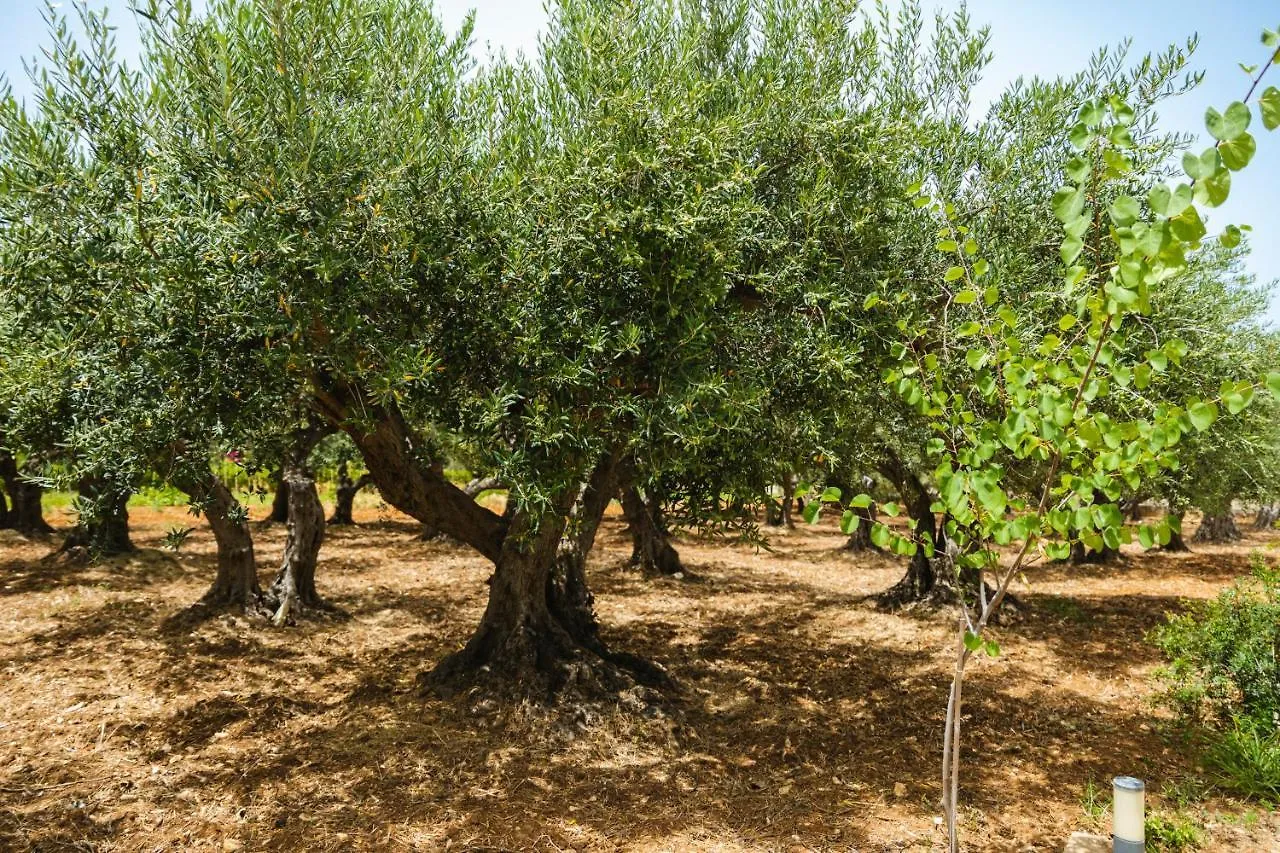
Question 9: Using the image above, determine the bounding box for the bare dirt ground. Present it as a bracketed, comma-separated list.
[1, 499, 1278, 852]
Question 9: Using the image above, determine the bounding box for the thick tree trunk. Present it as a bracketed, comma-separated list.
[618, 476, 683, 577]
[270, 465, 328, 625]
[1069, 538, 1121, 564]
[178, 468, 263, 611]
[59, 477, 134, 559]
[0, 451, 53, 537]
[1193, 512, 1241, 544]
[1120, 496, 1148, 521]
[418, 476, 500, 540]
[315, 387, 664, 699]
[328, 461, 374, 525]
[549, 455, 619, 650]
[424, 502, 582, 696]
[424, 457, 667, 699]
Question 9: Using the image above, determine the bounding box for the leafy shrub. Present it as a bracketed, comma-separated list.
[1152, 554, 1280, 800]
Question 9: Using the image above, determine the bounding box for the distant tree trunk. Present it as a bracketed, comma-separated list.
[618, 462, 683, 576]
[0, 484, 9, 528]
[764, 483, 783, 527]
[266, 472, 291, 524]
[879, 470, 937, 601]
[842, 503, 882, 552]
[178, 468, 262, 610]
[327, 461, 374, 525]
[781, 472, 797, 528]
[1161, 511, 1190, 552]
[1253, 504, 1279, 530]
[59, 477, 134, 558]
[1069, 492, 1122, 564]
[1193, 511, 1241, 544]
[0, 451, 53, 536]
[270, 464, 328, 625]
[1120, 496, 1147, 521]
[873, 453, 1013, 613]
[1069, 538, 1121, 564]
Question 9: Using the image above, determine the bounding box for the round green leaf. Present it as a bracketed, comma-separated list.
[1205, 101, 1251, 141]
[1188, 401, 1218, 432]
[1261, 86, 1280, 131]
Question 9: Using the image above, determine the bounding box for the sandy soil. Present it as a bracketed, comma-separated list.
[1, 499, 1277, 852]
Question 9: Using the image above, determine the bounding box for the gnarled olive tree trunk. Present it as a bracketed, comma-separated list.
[842, 502, 883, 552]
[327, 460, 374, 525]
[313, 386, 663, 697]
[270, 464, 328, 624]
[618, 462, 683, 576]
[1193, 511, 1241, 544]
[266, 473, 291, 524]
[1156, 507, 1190, 552]
[59, 477, 134, 559]
[1253, 504, 1279, 530]
[874, 451, 942, 605]
[0, 450, 52, 537]
[178, 467, 262, 610]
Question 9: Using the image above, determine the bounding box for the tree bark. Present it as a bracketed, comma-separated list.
[328, 460, 374, 525]
[266, 473, 291, 524]
[618, 464, 683, 576]
[1254, 504, 1279, 530]
[177, 467, 263, 610]
[873, 450, 944, 605]
[842, 503, 883, 552]
[0, 450, 53, 537]
[1068, 538, 1121, 564]
[270, 464, 328, 624]
[59, 477, 134, 559]
[424, 456, 667, 699]
[780, 472, 797, 528]
[877, 469, 937, 602]
[549, 455, 619, 650]
[311, 385, 506, 561]
[418, 476, 500, 540]
[423, 498, 579, 695]
[621, 487, 684, 576]
[1193, 511, 1241, 544]
[1160, 511, 1191, 552]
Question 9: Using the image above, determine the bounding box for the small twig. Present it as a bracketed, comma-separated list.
[0, 773, 116, 794]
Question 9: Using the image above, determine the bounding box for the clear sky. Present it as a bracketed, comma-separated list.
[2, 0, 1277, 317]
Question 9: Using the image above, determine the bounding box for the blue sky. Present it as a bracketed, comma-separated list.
[2, 0, 1277, 317]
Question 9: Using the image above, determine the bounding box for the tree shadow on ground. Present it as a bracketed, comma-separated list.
[0, 517, 1265, 852]
[0, 547, 190, 598]
[75, 589, 1186, 850]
